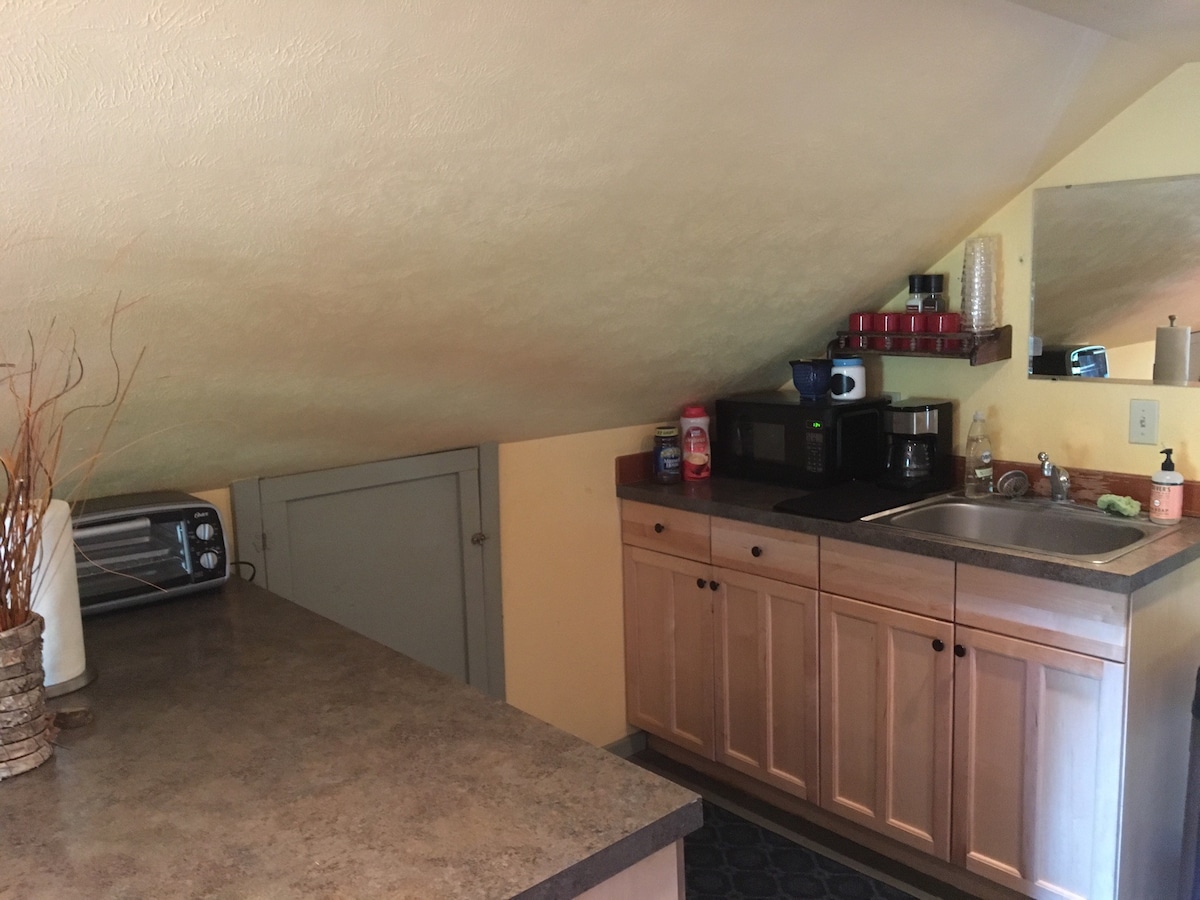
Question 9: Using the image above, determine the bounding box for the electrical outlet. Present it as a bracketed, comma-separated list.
[1130, 399, 1159, 445]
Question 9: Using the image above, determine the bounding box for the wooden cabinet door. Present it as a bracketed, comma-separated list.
[952, 625, 1124, 900]
[820, 593, 954, 859]
[622, 545, 715, 759]
[715, 567, 819, 800]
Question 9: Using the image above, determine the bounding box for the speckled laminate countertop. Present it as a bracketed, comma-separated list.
[618, 477, 1200, 593]
[2, 580, 701, 899]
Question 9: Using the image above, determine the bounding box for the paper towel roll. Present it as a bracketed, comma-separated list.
[1154, 319, 1191, 385]
[30, 499, 88, 690]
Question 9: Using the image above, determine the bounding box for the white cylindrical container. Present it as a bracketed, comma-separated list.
[30, 499, 90, 693]
[1153, 315, 1191, 385]
[829, 357, 866, 400]
[680, 405, 711, 481]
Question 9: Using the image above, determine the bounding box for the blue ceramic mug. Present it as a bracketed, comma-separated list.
[789, 359, 833, 400]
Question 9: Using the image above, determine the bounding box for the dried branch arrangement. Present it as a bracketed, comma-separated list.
[0, 317, 138, 633]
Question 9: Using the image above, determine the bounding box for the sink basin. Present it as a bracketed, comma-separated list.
[864, 494, 1178, 563]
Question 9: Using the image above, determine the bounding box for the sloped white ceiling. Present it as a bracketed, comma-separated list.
[0, 1, 1185, 496]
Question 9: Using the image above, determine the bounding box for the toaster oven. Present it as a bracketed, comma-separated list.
[71, 491, 230, 615]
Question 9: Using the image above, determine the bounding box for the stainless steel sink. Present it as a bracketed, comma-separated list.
[863, 494, 1178, 563]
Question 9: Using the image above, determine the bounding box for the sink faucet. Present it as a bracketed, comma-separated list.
[1038, 452, 1071, 502]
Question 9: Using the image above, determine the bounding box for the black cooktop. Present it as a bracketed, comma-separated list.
[772, 480, 937, 522]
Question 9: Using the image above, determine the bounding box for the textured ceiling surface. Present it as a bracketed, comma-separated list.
[0, 0, 1183, 496]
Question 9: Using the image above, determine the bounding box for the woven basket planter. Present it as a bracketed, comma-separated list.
[0, 613, 54, 780]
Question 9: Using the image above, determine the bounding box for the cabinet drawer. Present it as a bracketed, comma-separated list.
[621, 500, 711, 561]
[820, 538, 954, 620]
[711, 518, 818, 588]
[956, 565, 1129, 662]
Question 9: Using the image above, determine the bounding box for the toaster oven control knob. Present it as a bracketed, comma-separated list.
[196, 523, 216, 542]
[199, 551, 221, 570]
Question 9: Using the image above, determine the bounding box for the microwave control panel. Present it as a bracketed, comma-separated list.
[803, 421, 829, 474]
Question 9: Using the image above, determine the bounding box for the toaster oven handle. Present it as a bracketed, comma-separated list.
[73, 517, 153, 542]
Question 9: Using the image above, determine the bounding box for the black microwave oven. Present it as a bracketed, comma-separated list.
[713, 392, 889, 488]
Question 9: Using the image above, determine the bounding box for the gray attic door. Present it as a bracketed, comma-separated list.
[231, 445, 504, 699]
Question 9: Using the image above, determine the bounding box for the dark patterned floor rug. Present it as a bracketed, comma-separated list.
[685, 800, 918, 900]
[633, 748, 981, 900]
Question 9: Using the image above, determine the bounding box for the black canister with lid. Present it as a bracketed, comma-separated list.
[653, 426, 682, 484]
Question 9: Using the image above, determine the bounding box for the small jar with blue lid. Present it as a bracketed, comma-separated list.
[830, 356, 866, 400]
[653, 425, 682, 483]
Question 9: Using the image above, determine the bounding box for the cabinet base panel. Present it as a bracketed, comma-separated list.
[640, 736, 1027, 900]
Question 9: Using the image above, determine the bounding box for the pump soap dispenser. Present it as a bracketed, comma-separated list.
[1150, 448, 1184, 525]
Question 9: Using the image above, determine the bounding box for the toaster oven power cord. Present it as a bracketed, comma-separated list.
[231, 559, 257, 583]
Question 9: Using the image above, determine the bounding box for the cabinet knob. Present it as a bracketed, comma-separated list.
[654, 523, 665, 534]
[751, 546, 763, 557]
[932, 639, 945, 652]
[954, 644, 966, 657]
[697, 578, 707, 589]
[709, 580, 720, 591]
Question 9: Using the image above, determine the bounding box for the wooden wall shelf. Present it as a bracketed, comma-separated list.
[828, 324, 1012, 367]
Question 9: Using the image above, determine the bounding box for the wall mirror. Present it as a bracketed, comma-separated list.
[1030, 173, 1200, 384]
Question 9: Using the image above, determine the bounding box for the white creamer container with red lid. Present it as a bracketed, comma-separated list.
[680, 405, 711, 481]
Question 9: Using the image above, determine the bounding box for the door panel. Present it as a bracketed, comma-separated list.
[824, 604, 880, 816]
[622, 546, 715, 758]
[766, 585, 819, 795]
[233, 448, 497, 694]
[953, 625, 1123, 900]
[821, 592, 954, 859]
[715, 568, 819, 799]
[719, 576, 763, 769]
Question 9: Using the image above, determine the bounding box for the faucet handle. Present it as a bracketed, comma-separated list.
[1038, 451, 1052, 476]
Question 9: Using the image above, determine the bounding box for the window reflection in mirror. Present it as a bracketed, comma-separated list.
[1030, 174, 1200, 384]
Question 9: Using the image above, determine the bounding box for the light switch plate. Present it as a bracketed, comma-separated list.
[1130, 399, 1159, 444]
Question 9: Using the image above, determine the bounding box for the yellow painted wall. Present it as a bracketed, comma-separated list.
[881, 63, 1200, 480]
[498, 424, 657, 746]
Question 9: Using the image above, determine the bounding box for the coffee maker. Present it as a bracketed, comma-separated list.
[880, 399, 954, 492]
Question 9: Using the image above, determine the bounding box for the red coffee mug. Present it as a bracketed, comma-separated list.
[873, 313, 900, 350]
[899, 313, 928, 352]
[848, 313, 872, 349]
[931, 313, 961, 352]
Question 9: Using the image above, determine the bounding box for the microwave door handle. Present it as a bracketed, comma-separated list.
[734, 418, 749, 457]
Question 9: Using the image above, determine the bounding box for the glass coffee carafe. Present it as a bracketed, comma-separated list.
[886, 433, 935, 482]
[879, 400, 954, 492]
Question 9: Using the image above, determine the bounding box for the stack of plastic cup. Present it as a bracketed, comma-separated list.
[961, 235, 1000, 333]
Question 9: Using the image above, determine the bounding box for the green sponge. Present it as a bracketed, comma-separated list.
[1097, 494, 1141, 517]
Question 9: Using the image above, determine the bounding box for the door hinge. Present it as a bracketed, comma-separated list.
[470, 532, 487, 545]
